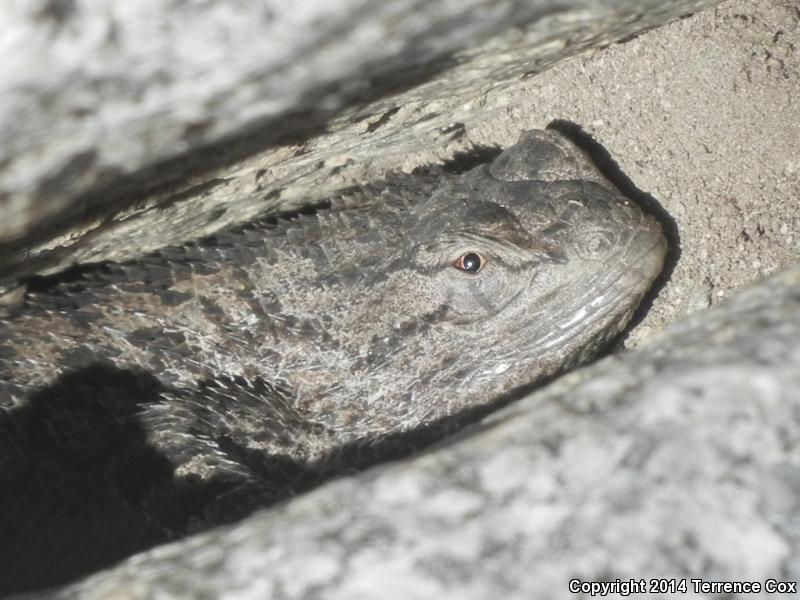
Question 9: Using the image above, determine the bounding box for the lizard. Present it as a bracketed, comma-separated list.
[0, 129, 666, 595]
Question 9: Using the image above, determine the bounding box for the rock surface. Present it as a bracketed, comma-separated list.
[1, 0, 797, 352]
[3, 0, 800, 596]
[0, 0, 720, 287]
[36, 263, 800, 600]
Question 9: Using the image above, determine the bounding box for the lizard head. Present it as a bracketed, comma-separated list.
[344, 130, 667, 433]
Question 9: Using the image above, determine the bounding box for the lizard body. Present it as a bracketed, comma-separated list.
[0, 130, 666, 594]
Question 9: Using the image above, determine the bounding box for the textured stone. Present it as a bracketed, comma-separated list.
[0, 0, 721, 288]
[3, 0, 800, 597]
[37, 263, 800, 599]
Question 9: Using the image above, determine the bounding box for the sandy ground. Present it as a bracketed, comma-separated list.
[1, 2, 796, 593]
[212, 0, 800, 345]
[6, 0, 797, 350]
[455, 0, 800, 342]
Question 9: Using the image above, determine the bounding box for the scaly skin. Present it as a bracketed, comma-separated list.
[0, 130, 665, 595]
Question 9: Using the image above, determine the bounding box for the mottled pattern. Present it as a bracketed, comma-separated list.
[38, 265, 800, 600]
[0, 130, 665, 595]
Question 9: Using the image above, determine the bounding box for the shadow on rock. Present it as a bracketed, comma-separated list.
[0, 362, 492, 597]
[0, 364, 180, 595]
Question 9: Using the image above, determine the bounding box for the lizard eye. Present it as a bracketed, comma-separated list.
[454, 252, 484, 273]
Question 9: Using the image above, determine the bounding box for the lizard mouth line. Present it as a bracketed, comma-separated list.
[510, 229, 666, 358]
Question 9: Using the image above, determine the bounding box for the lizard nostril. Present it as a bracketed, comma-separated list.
[578, 229, 617, 260]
